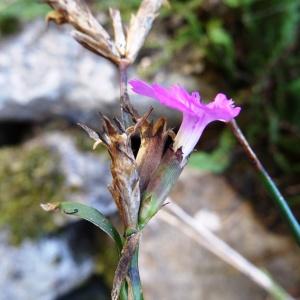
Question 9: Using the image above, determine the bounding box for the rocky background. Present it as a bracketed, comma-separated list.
[0, 1, 300, 299]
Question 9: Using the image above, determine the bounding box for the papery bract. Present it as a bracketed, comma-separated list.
[129, 79, 241, 158]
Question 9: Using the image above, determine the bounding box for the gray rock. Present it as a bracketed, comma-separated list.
[0, 131, 116, 300]
[0, 20, 119, 122]
[0, 231, 93, 300]
[41, 132, 116, 216]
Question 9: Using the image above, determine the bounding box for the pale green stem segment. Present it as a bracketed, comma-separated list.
[229, 120, 300, 246]
[120, 283, 128, 300]
[128, 246, 144, 300]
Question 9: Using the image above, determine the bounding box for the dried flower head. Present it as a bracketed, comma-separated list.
[45, 0, 164, 65]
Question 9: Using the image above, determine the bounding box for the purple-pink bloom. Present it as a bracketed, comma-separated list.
[129, 79, 241, 158]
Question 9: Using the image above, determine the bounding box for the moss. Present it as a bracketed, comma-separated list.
[0, 144, 66, 244]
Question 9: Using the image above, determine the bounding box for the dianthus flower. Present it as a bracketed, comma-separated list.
[129, 79, 241, 158]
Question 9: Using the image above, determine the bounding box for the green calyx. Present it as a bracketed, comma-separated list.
[138, 148, 184, 228]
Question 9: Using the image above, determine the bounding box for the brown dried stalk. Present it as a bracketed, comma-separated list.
[46, 0, 120, 63]
[45, 0, 164, 128]
[103, 117, 141, 231]
[79, 116, 141, 231]
[46, 0, 164, 65]
[109, 8, 126, 57]
[126, 0, 164, 62]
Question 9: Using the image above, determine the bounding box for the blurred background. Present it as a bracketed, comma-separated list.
[0, 0, 299, 299]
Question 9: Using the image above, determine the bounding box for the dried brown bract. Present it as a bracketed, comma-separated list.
[45, 0, 164, 65]
[80, 116, 140, 231]
[112, 231, 140, 300]
[126, 0, 163, 62]
[136, 117, 169, 191]
[46, 0, 119, 62]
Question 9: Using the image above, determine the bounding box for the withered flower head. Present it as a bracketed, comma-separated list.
[79, 116, 140, 232]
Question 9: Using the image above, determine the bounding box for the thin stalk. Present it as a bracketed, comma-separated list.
[119, 60, 132, 128]
[160, 202, 294, 300]
[117, 59, 143, 299]
[128, 246, 144, 300]
[228, 119, 300, 245]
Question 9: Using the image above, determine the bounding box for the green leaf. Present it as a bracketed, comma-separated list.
[59, 201, 123, 253]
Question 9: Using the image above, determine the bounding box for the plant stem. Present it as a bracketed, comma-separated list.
[161, 202, 294, 300]
[128, 245, 144, 300]
[119, 60, 132, 128]
[228, 119, 300, 245]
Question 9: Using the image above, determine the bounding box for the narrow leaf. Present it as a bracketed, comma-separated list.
[45, 201, 123, 252]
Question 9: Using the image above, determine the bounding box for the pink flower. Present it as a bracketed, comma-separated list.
[129, 79, 241, 158]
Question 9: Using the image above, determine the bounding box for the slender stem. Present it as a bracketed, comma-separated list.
[128, 245, 144, 300]
[160, 202, 294, 300]
[119, 60, 132, 128]
[228, 119, 300, 245]
[118, 59, 144, 299]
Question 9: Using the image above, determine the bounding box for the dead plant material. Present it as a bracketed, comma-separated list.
[45, 0, 119, 63]
[112, 232, 141, 300]
[45, 0, 164, 65]
[79, 117, 141, 230]
[126, 0, 164, 62]
[136, 117, 170, 191]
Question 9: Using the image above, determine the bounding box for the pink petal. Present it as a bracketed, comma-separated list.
[129, 79, 241, 158]
[129, 79, 156, 98]
[205, 93, 241, 122]
[129, 79, 241, 124]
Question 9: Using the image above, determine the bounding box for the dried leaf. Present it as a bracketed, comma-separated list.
[136, 117, 169, 191]
[46, 10, 66, 25]
[40, 202, 59, 212]
[98, 116, 141, 230]
[72, 31, 119, 64]
[109, 8, 126, 57]
[126, 0, 163, 62]
[77, 123, 100, 142]
[45, 0, 119, 62]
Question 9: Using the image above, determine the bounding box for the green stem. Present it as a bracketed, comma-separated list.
[128, 245, 144, 300]
[120, 283, 128, 300]
[270, 280, 294, 300]
[229, 120, 300, 245]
